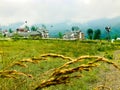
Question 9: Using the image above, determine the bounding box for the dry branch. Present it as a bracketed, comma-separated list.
[0, 70, 33, 79]
[35, 55, 120, 90]
[94, 85, 112, 90]
[40, 53, 73, 61]
[1, 53, 120, 90]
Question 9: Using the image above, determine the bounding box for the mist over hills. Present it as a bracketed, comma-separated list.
[0, 16, 120, 38]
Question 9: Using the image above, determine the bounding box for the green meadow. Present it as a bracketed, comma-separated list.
[0, 39, 120, 90]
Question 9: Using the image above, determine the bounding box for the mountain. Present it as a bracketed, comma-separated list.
[47, 16, 120, 38]
[0, 16, 120, 38]
[0, 22, 24, 30]
[83, 16, 120, 38]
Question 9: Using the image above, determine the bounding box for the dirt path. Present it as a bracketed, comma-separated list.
[113, 50, 120, 60]
[94, 50, 120, 90]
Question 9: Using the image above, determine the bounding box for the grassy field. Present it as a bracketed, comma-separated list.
[0, 39, 120, 90]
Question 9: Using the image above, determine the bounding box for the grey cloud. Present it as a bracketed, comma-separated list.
[0, 0, 120, 25]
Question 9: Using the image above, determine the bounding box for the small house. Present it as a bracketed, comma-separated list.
[63, 30, 84, 40]
[15, 28, 49, 39]
[37, 28, 49, 38]
[14, 22, 49, 39]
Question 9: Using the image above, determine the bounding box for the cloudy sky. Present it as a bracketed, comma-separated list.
[0, 0, 120, 25]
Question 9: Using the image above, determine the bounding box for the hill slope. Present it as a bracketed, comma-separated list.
[0, 16, 120, 38]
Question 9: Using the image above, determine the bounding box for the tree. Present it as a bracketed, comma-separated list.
[72, 26, 79, 31]
[87, 28, 93, 39]
[58, 32, 63, 39]
[113, 34, 118, 40]
[31, 26, 38, 31]
[9, 28, 13, 33]
[25, 26, 29, 31]
[93, 29, 101, 40]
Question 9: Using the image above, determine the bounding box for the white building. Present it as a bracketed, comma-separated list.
[116, 38, 120, 40]
[63, 30, 84, 40]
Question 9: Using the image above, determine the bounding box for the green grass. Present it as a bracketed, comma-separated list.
[0, 39, 120, 90]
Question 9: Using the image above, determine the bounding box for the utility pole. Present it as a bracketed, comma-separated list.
[105, 26, 111, 41]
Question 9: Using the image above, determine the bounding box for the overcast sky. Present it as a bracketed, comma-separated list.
[0, 0, 120, 25]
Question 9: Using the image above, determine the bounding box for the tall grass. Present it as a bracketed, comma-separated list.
[0, 39, 120, 90]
